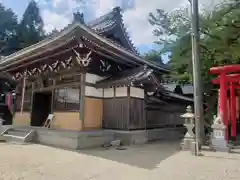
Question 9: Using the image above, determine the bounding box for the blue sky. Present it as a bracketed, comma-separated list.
[1, 0, 167, 55]
[0, 0, 220, 62]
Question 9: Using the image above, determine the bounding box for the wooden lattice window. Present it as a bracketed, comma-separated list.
[54, 87, 80, 112]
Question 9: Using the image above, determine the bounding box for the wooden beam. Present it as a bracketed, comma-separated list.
[127, 86, 130, 131]
[20, 76, 26, 114]
[82, 37, 139, 66]
[2, 36, 76, 71]
[5, 43, 79, 72]
[79, 73, 86, 130]
[30, 82, 35, 115]
[51, 79, 56, 113]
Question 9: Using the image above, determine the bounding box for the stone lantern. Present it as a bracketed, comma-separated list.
[181, 105, 196, 152]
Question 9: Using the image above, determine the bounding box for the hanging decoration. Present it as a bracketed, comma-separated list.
[100, 59, 111, 72]
[73, 49, 92, 67]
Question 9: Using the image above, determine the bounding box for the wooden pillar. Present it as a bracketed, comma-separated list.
[113, 86, 116, 129]
[50, 79, 55, 113]
[20, 76, 26, 114]
[219, 73, 228, 140]
[79, 73, 86, 130]
[127, 86, 130, 131]
[230, 83, 237, 139]
[30, 82, 35, 119]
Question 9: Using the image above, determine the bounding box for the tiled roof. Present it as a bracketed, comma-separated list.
[0, 7, 170, 73]
[87, 8, 118, 31]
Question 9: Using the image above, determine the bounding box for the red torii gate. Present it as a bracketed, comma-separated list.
[210, 65, 240, 141]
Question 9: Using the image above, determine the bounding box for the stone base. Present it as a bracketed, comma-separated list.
[181, 137, 195, 151]
[211, 138, 230, 152]
[1, 126, 185, 149]
[1, 125, 115, 150]
[106, 127, 185, 145]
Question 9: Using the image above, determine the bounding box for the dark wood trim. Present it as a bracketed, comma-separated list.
[31, 81, 95, 92]
[79, 73, 86, 128]
[4, 39, 77, 72]
[30, 82, 35, 115]
[85, 96, 103, 99]
[50, 79, 56, 113]
[127, 86, 130, 131]
[20, 76, 26, 113]
[27, 67, 83, 82]
[52, 110, 80, 113]
[129, 96, 144, 100]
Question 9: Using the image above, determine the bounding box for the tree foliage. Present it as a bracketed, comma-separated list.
[0, 0, 45, 56]
[17, 0, 45, 49]
[0, 3, 18, 55]
[149, 0, 240, 85]
[149, 0, 240, 120]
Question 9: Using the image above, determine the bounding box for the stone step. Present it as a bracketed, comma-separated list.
[3, 134, 26, 142]
[1, 128, 36, 143]
[6, 129, 29, 137]
[6, 130, 29, 137]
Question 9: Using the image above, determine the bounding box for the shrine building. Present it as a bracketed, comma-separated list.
[0, 7, 193, 149]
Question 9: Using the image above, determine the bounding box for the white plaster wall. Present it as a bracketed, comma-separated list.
[130, 87, 144, 99]
[85, 86, 103, 97]
[85, 73, 105, 84]
[103, 88, 114, 98]
[115, 87, 127, 97]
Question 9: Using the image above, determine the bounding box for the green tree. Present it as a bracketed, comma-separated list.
[149, 0, 240, 85]
[148, 7, 192, 84]
[148, 0, 240, 121]
[17, 0, 45, 49]
[0, 3, 18, 55]
[144, 50, 163, 62]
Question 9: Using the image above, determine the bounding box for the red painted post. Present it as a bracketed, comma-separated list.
[220, 73, 228, 141]
[230, 83, 237, 139]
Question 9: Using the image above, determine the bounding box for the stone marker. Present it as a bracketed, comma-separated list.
[211, 114, 230, 152]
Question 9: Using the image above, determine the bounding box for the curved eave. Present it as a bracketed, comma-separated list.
[0, 23, 170, 73]
[0, 72, 17, 88]
[164, 91, 194, 102]
[0, 23, 76, 67]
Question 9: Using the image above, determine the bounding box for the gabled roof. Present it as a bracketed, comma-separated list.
[95, 66, 158, 88]
[0, 14, 170, 73]
[95, 65, 193, 102]
[87, 7, 138, 54]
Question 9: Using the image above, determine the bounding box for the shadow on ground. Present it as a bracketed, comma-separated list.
[79, 140, 181, 170]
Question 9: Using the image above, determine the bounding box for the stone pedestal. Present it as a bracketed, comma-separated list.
[211, 116, 230, 152]
[181, 124, 195, 151]
[0, 118, 4, 133]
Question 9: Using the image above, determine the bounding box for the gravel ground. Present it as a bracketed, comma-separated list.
[0, 142, 240, 180]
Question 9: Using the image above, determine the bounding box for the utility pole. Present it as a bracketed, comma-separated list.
[190, 0, 204, 154]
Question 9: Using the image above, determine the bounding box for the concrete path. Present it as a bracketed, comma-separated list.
[0, 141, 240, 180]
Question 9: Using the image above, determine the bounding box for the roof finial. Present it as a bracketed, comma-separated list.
[113, 6, 121, 13]
[73, 12, 85, 24]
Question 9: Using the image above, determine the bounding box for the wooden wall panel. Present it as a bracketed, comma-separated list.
[146, 104, 185, 129]
[84, 97, 103, 130]
[52, 112, 81, 131]
[13, 112, 31, 126]
[102, 98, 129, 130]
[129, 98, 146, 130]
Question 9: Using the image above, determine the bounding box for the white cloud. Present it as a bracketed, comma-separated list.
[38, 0, 223, 45]
[41, 9, 70, 32]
